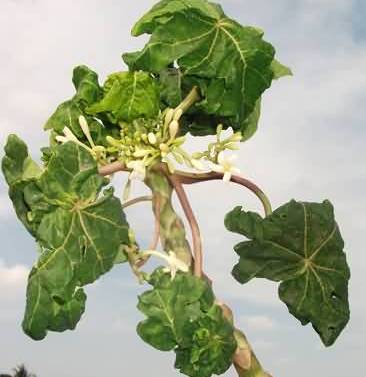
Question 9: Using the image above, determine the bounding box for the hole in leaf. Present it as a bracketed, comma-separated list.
[52, 295, 65, 306]
[331, 292, 338, 300]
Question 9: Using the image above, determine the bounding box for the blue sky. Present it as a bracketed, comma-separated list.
[0, 0, 365, 376]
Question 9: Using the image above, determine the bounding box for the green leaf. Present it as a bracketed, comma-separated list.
[175, 305, 237, 377]
[131, 0, 225, 36]
[2, 135, 42, 235]
[72, 65, 103, 105]
[123, 0, 290, 139]
[21, 142, 130, 340]
[271, 59, 293, 80]
[238, 99, 261, 141]
[159, 67, 183, 108]
[44, 100, 86, 136]
[225, 200, 350, 346]
[87, 71, 160, 124]
[137, 268, 214, 351]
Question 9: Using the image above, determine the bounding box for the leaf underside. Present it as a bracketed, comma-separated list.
[225, 200, 350, 346]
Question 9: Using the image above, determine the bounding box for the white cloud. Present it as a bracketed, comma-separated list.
[0, 259, 29, 299]
[252, 339, 276, 351]
[0, 194, 13, 219]
[239, 315, 276, 332]
[0, 259, 29, 323]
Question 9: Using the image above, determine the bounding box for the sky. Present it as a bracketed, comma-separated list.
[0, 0, 365, 376]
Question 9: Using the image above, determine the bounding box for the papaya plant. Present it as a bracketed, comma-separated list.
[1, 0, 350, 376]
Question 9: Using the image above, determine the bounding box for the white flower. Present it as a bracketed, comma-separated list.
[78, 115, 95, 148]
[142, 250, 189, 280]
[127, 160, 146, 181]
[55, 126, 92, 152]
[210, 152, 240, 182]
[62, 126, 79, 142]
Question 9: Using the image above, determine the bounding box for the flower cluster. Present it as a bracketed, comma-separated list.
[55, 109, 242, 185]
[105, 108, 188, 181]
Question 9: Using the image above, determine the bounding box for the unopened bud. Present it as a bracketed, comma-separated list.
[216, 124, 223, 135]
[164, 108, 174, 126]
[191, 152, 204, 159]
[169, 120, 179, 139]
[159, 143, 169, 153]
[225, 143, 240, 150]
[133, 149, 151, 158]
[106, 136, 120, 147]
[230, 132, 243, 142]
[147, 132, 157, 145]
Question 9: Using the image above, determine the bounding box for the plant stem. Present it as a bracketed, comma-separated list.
[98, 161, 126, 176]
[174, 170, 273, 217]
[122, 195, 153, 209]
[145, 170, 192, 267]
[168, 174, 203, 278]
[149, 195, 161, 251]
[176, 86, 200, 113]
[98, 163, 272, 376]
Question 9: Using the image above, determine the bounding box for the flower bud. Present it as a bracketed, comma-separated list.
[164, 108, 175, 126]
[133, 149, 151, 158]
[169, 120, 179, 139]
[147, 132, 157, 145]
[225, 143, 240, 150]
[230, 132, 243, 142]
[159, 143, 169, 153]
[106, 136, 120, 147]
[191, 152, 204, 159]
[216, 123, 223, 136]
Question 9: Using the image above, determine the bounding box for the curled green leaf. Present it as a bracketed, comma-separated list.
[225, 200, 350, 346]
[175, 305, 237, 377]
